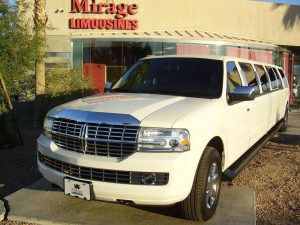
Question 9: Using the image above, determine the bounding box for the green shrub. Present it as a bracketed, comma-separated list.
[0, 98, 7, 115]
[45, 65, 93, 98]
[0, 0, 44, 95]
[0, 0, 44, 116]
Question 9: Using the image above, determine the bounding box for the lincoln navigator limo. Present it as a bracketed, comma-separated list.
[38, 56, 289, 222]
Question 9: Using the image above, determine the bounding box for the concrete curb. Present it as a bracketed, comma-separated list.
[0, 200, 5, 221]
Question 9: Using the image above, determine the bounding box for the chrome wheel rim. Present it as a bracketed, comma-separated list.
[206, 162, 219, 209]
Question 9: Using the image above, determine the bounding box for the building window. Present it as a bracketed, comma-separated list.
[46, 52, 70, 58]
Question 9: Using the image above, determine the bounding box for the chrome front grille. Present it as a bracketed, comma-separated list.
[52, 118, 139, 157]
[38, 152, 169, 185]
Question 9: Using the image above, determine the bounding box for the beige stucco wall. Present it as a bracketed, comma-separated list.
[33, 0, 300, 47]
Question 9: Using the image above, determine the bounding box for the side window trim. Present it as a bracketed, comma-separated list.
[277, 68, 289, 89]
[250, 63, 263, 94]
[271, 67, 280, 89]
[252, 67, 263, 94]
[226, 60, 244, 106]
[262, 65, 273, 91]
[226, 60, 244, 91]
[235, 61, 248, 86]
[238, 62, 261, 95]
[273, 67, 284, 89]
[265, 65, 280, 91]
[254, 64, 271, 94]
[225, 61, 286, 102]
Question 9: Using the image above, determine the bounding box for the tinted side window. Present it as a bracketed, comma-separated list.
[254, 64, 270, 93]
[239, 62, 260, 94]
[273, 67, 283, 89]
[277, 68, 289, 88]
[226, 61, 242, 93]
[266, 66, 279, 90]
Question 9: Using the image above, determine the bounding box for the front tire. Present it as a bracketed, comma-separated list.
[180, 147, 222, 222]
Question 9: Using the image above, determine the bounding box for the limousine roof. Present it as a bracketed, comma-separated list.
[142, 55, 282, 68]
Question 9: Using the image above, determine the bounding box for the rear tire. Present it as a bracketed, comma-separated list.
[180, 147, 222, 222]
[279, 108, 288, 132]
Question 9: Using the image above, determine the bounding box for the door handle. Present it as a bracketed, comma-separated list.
[247, 108, 250, 112]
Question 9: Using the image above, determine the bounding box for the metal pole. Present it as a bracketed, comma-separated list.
[0, 72, 23, 145]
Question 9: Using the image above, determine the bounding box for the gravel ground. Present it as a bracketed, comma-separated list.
[0, 123, 299, 225]
[1, 222, 36, 225]
[233, 137, 300, 225]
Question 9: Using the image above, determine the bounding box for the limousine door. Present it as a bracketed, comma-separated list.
[252, 64, 272, 139]
[265, 66, 282, 128]
[248, 91, 271, 147]
[225, 61, 251, 165]
[241, 63, 270, 147]
[226, 101, 252, 165]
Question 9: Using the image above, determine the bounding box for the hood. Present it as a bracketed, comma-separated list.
[48, 93, 213, 127]
[51, 93, 185, 121]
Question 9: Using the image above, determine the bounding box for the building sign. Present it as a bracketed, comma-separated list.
[70, 0, 139, 30]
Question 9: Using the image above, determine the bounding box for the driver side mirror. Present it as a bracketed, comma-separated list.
[228, 86, 256, 102]
[104, 82, 113, 92]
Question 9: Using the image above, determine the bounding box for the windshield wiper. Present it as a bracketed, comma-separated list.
[137, 89, 217, 98]
[142, 89, 182, 96]
[110, 88, 141, 93]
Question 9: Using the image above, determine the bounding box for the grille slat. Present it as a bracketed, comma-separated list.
[38, 152, 169, 185]
[51, 118, 139, 157]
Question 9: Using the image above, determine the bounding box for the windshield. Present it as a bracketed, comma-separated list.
[112, 58, 223, 98]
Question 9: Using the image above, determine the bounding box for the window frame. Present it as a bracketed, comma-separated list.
[253, 64, 271, 94]
[225, 60, 245, 105]
[238, 62, 261, 95]
[276, 67, 289, 89]
[226, 61, 244, 93]
[265, 65, 279, 91]
[272, 67, 284, 89]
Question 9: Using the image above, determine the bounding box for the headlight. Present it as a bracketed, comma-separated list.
[137, 128, 190, 152]
[43, 117, 54, 139]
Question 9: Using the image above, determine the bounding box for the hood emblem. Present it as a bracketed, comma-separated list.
[74, 184, 81, 190]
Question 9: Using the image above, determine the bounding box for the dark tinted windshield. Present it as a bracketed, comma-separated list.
[112, 58, 223, 98]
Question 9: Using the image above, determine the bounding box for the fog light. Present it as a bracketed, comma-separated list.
[169, 139, 179, 147]
[141, 173, 157, 185]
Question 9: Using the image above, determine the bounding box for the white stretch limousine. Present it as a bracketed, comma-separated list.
[38, 56, 289, 222]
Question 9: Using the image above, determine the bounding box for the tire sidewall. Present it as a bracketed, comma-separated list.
[281, 107, 288, 132]
[284, 108, 288, 129]
[197, 148, 222, 220]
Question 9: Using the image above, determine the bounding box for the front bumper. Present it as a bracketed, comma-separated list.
[37, 135, 201, 205]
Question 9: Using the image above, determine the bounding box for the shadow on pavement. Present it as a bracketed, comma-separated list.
[131, 204, 182, 219]
[272, 133, 300, 145]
